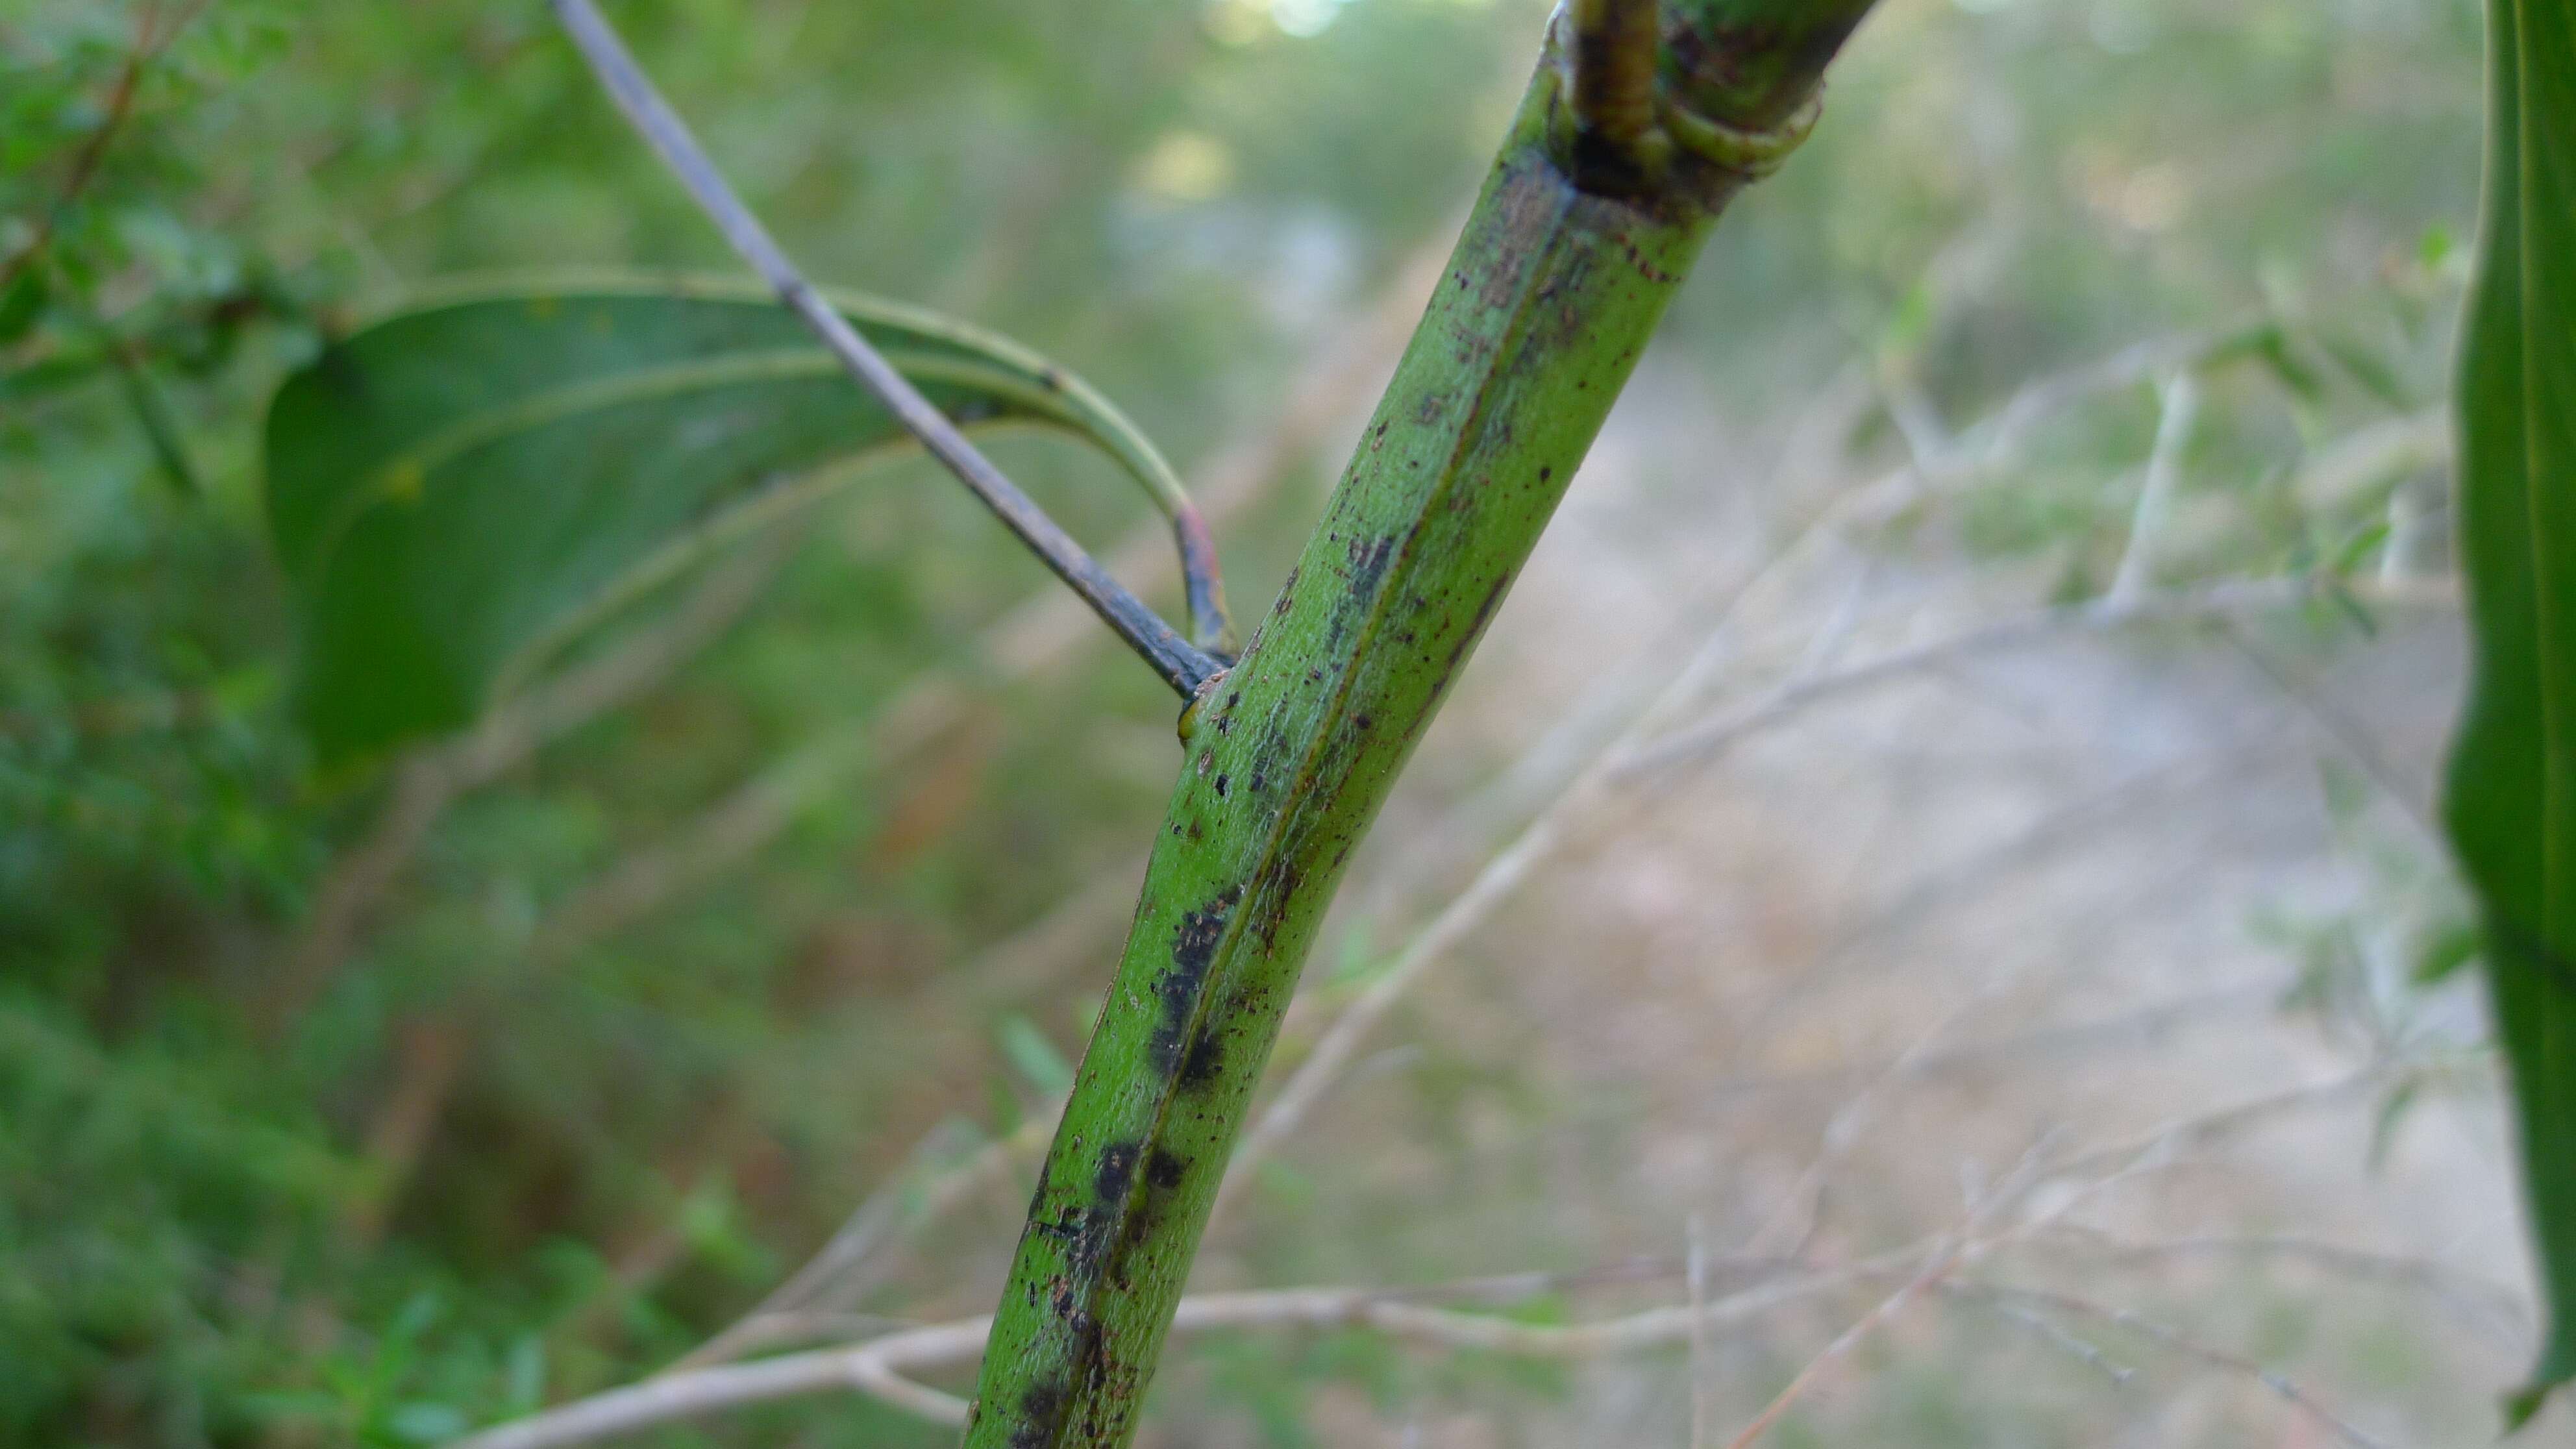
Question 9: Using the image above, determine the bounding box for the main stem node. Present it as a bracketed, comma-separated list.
[1550, 0, 1826, 202]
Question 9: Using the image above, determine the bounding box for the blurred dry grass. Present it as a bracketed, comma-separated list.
[540, 296, 2518, 1447]
[1169, 355, 2510, 1445]
[6, 0, 2521, 1443]
[480, 2, 2512, 1437]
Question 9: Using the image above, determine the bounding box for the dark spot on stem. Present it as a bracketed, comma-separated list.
[1094, 1141, 1139, 1203]
[1013, 1381, 1068, 1449]
[1346, 534, 1394, 595]
[1150, 889, 1239, 1074]
[1178, 1030, 1224, 1089]
[1067, 1204, 1118, 1278]
[1617, 235, 1678, 283]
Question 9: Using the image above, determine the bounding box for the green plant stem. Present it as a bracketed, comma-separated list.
[963, 3, 1879, 1444]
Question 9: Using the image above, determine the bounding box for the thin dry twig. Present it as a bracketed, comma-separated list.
[450, 1058, 2402, 1449]
[1222, 571, 2453, 1217]
[1213, 368, 1890, 1220]
[2031, 1225, 2531, 1351]
[2289, 407, 2451, 517]
[2048, 1069, 2387, 1183]
[1945, 1283, 2396, 1449]
[1716, 1059, 2409, 1449]
[2109, 371, 2198, 603]
[1618, 575, 2454, 780]
[1787, 744, 2281, 999]
[1971, 1296, 2135, 1384]
[1705, 982, 2276, 1100]
[1740, 968, 2011, 1256]
[1720, 1137, 2057, 1448]
[2218, 620, 2444, 844]
[451, 1253, 1922, 1449]
[1689, 1215, 1717, 1449]
[672, 1106, 1059, 1372]
[1213, 308, 2458, 1213]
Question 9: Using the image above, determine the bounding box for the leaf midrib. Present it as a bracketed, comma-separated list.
[2512, 0, 2569, 945]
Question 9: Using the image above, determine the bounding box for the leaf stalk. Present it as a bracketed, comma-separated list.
[549, 0, 1233, 694]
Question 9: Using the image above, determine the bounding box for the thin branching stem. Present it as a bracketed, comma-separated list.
[451, 1071, 2414, 1449]
[2110, 371, 2198, 602]
[1217, 570, 2455, 1215]
[1945, 1284, 2397, 1449]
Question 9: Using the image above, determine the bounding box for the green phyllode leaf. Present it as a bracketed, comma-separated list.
[2441, 0, 2576, 1427]
[264, 274, 1187, 765]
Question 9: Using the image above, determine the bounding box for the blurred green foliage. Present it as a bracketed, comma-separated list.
[0, 0, 2486, 1442]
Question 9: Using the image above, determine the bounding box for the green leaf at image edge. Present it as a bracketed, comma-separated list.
[262, 273, 1189, 767]
[2441, 0, 2576, 1429]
